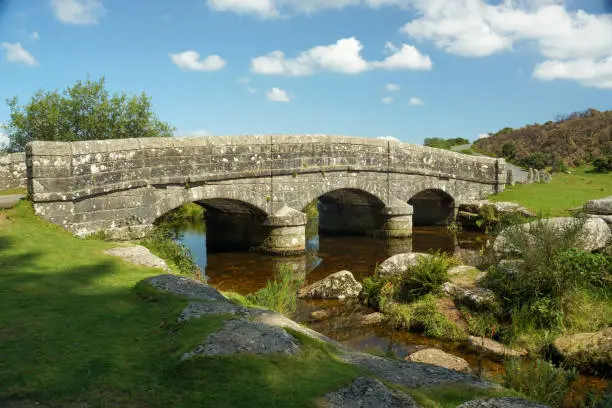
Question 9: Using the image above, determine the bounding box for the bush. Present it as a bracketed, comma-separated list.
[503, 358, 577, 407]
[557, 249, 610, 289]
[593, 155, 612, 173]
[552, 158, 569, 173]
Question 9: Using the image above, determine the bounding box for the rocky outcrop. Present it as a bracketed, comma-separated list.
[105, 245, 170, 271]
[553, 327, 612, 370]
[358, 312, 384, 325]
[459, 200, 535, 219]
[493, 217, 611, 255]
[322, 377, 419, 408]
[405, 348, 471, 373]
[584, 196, 612, 215]
[466, 336, 527, 360]
[299, 271, 362, 299]
[377, 253, 431, 277]
[181, 318, 300, 360]
[458, 397, 549, 408]
[142, 274, 227, 301]
[443, 282, 497, 310]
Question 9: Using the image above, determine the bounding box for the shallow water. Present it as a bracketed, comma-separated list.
[178, 222, 608, 404]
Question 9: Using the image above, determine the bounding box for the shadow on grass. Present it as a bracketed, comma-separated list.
[0, 229, 358, 408]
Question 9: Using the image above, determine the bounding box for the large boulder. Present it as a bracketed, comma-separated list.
[142, 274, 227, 301]
[299, 270, 362, 299]
[377, 253, 431, 277]
[442, 282, 497, 310]
[405, 348, 471, 373]
[322, 377, 419, 408]
[105, 245, 169, 271]
[553, 327, 612, 370]
[493, 217, 611, 255]
[584, 196, 612, 215]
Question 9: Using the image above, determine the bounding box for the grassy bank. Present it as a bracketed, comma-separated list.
[0, 202, 360, 407]
[0, 187, 27, 196]
[490, 167, 612, 217]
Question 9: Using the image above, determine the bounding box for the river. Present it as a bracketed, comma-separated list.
[177, 219, 608, 405]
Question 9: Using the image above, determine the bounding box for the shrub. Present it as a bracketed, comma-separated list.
[593, 155, 612, 173]
[503, 358, 577, 407]
[461, 307, 501, 338]
[246, 264, 303, 316]
[557, 248, 610, 288]
[502, 142, 516, 160]
[551, 158, 569, 173]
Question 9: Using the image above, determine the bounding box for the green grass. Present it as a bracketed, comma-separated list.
[407, 383, 525, 408]
[0, 202, 361, 407]
[490, 167, 612, 217]
[0, 187, 27, 196]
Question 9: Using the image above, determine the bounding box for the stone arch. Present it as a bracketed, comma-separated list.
[408, 188, 456, 226]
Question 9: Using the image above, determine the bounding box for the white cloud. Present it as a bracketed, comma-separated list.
[533, 57, 612, 89]
[170, 51, 227, 71]
[251, 37, 431, 76]
[385, 83, 400, 92]
[266, 87, 292, 102]
[50, 0, 105, 24]
[30, 32, 40, 41]
[207, 0, 279, 18]
[398, 0, 612, 88]
[477, 133, 490, 139]
[377, 135, 401, 142]
[1, 42, 38, 66]
[409, 97, 423, 105]
[175, 130, 212, 138]
[382, 97, 394, 104]
[238, 77, 258, 93]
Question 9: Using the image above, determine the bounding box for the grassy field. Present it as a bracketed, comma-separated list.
[0, 202, 361, 407]
[490, 167, 612, 217]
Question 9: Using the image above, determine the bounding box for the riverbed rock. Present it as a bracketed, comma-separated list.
[466, 336, 527, 360]
[299, 270, 362, 299]
[377, 253, 431, 277]
[405, 348, 471, 373]
[443, 282, 498, 310]
[321, 377, 419, 408]
[459, 201, 535, 218]
[584, 196, 612, 215]
[552, 327, 612, 369]
[181, 318, 300, 360]
[358, 312, 384, 325]
[493, 217, 611, 255]
[311, 309, 330, 321]
[458, 397, 550, 408]
[105, 245, 169, 271]
[142, 274, 228, 302]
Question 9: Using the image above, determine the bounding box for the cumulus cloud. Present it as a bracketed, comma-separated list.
[409, 97, 423, 105]
[385, 83, 400, 91]
[50, 0, 105, 24]
[1, 42, 38, 66]
[382, 97, 394, 104]
[377, 135, 401, 142]
[170, 51, 227, 71]
[477, 133, 490, 139]
[251, 37, 431, 76]
[399, 0, 612, 88]
[266, 87, 292, 102]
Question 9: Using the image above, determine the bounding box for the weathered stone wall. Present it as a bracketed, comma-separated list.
[27, 135, 506, 240]
[0, 152, 27, 190]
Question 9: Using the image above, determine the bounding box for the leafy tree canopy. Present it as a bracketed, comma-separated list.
[5, 77, 174, 152]
[424, 137, 469, 150]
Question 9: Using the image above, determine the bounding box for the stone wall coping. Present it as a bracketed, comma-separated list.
[0, 152, 26, 164]
[26, 135, 500, 166]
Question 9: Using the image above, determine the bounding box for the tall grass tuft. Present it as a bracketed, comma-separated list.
[503, 358, 577, 407]
[398, 251, 459, 300]
[246, 264, 303, 316]
[141, 225, 200, 277]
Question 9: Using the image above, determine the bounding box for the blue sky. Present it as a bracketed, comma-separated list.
[0, 0, 611, 146]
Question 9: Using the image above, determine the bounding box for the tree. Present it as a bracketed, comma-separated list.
[5, 77, 174, 152]
[522, 152, 548, 170]
[501, 142, 516, 160]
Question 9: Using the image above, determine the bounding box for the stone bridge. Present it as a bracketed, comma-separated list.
[27, 135, 506, 254]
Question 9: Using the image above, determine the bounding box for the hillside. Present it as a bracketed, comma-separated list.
[473, 109, 612, 167]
